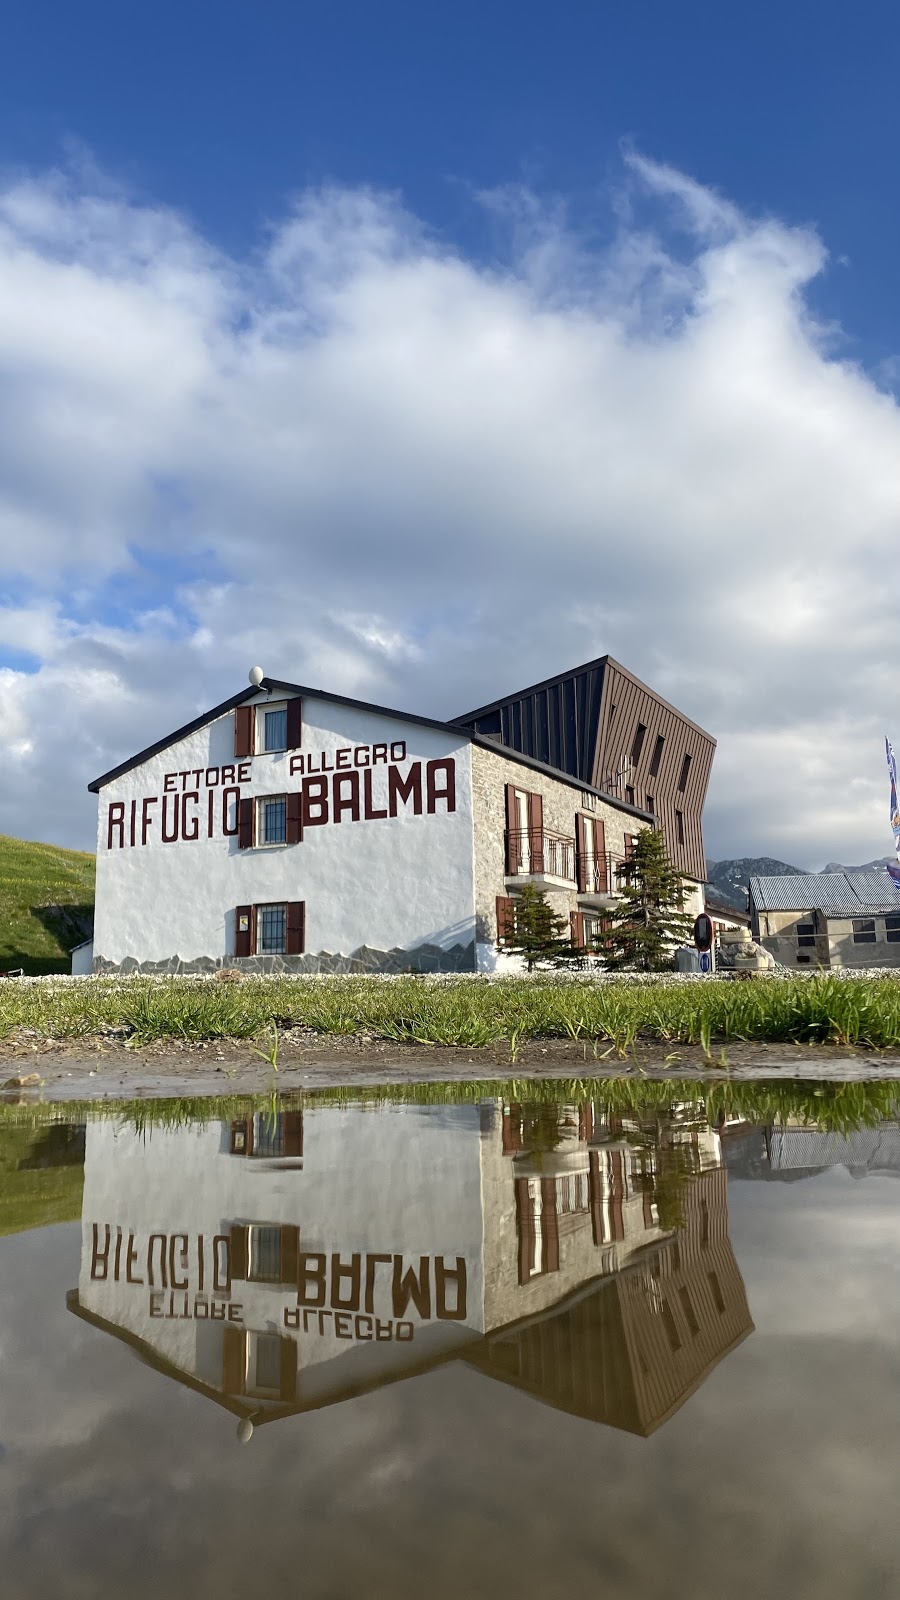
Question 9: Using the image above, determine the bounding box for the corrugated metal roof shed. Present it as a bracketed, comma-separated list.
[749, 870, 900, 915]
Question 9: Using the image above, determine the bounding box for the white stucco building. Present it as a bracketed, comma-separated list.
[83, 658, 713, 974]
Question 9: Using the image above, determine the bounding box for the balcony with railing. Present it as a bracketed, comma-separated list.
[505, 830, 628, 902]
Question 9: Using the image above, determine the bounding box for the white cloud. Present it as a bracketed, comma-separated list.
[0, 154, 899, 863]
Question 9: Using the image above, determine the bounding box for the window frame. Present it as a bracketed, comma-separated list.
[852, 918, 877, 945]
[885, 913, 900, 943]
[256, 793, 288, 847]
[796, 918, 816, 948]
[256, 901, 288, 956]
[256, 700, 289, 754]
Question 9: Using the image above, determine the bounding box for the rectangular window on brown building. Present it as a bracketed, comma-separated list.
[678, 753, 692, 792]
[648, 734, 664, 777]
[630, 724, 647, 766]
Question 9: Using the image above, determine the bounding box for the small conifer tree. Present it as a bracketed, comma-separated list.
[503, 883, 572, 971]
[600, 827, 696, 971]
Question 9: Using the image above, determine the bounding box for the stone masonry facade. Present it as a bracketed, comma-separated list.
[471, 742, 706, 953]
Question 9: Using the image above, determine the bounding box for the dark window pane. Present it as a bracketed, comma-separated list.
[649, 734, 665, 777]
[852, 919, 876, 944]
[678, 753, 692, 792]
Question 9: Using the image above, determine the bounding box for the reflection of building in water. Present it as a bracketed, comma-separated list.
[67, 1101, 752, 1438]
[724, 1121, 900, 1183]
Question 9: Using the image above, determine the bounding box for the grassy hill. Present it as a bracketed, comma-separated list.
[0, 1121, 85, 1237]
[0, 834, 95, 975]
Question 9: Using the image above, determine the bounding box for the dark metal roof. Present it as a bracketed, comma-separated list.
[749, 870, 900, 916]
[86, 676, 654, 823]
[456, 654, 715, 742]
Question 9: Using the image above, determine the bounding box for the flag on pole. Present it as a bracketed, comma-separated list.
[887, 737, 900, 859]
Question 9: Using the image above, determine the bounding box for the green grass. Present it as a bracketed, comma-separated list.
[0, 834, 95, 975]
[0, 1120, 85, 1236]
[0, 1079, 896, 1138]
[5, 972, 900, 1051]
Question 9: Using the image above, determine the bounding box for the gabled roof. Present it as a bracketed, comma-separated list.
[749, 870, 900, 916]
[87, 675, 654, 822]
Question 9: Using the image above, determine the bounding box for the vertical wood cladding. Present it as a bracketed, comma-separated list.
[594, 661, 714, 882]
[458, 657, 714, 882]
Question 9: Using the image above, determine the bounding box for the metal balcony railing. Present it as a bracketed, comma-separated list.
[506, 833, 629, 895]
[506, 829, 576, 881]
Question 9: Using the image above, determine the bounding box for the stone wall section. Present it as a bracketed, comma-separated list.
[470, 743, 699, 963]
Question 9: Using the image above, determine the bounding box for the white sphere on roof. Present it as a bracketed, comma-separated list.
[248, 666, 265, 687]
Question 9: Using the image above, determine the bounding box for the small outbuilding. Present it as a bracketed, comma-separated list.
[749, 871, 900, 970]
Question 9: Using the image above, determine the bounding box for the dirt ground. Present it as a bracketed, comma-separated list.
[3, 1030, 900, 1099]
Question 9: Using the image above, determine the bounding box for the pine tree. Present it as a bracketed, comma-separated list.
[503, 883, 573, 971]
[601, 827, 696, 971]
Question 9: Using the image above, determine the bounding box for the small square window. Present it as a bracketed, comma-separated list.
[257, 903, 287, 954]
[258, 794, 287, 845]
[852, 918, 876, 944]
[886, 913, 900, 943]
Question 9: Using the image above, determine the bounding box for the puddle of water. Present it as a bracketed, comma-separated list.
[1, 1084, 900, 1599]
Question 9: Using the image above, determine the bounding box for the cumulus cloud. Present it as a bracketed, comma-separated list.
[0, 153, 898, 862]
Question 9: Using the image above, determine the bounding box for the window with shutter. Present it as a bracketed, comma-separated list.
[505, 784, 520, 874]
[570, 911, 586, 949]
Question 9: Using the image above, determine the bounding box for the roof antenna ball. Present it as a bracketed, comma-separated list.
[248, 666, 265, 688]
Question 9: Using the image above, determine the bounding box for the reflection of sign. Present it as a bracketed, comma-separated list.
[693, 913, 714, 951]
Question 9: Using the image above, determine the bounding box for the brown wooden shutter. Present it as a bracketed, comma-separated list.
[516, 1178, 535, 1284]
[238, 797, 254, 849]
[283, 1112, 303, 1157]
[222, 1326, 247, 1395]
[505, 784, 519, 874]
[528, 790, 544, 874]
[229, 1224, 249, 1282]
[575, 813, 588, 891]
[286, 697, 303, 750]
[570, 911, 586, 949]
[286, 901, 305, 955]
[594, 817, 608, 893]
[235, 905, 253, 958]
[286, 792, 302, 844]
[623, 832, 635, 861]
[234, 706, 254, 759]
[280, 1224, 300, 1286]
[540, 1179, 560, 1273]
[496, 895, 516, 946]
[279, 1337, 298, 1402]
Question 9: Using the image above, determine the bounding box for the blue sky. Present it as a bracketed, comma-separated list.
[3, 0, 897, 368]
[1, 1, 899, 862]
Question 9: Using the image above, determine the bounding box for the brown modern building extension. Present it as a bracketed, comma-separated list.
[456, 655, 715, 884]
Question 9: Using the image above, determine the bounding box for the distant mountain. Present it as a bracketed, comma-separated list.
[704, 857, 804, 912]
[819, 857, 896, 874]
